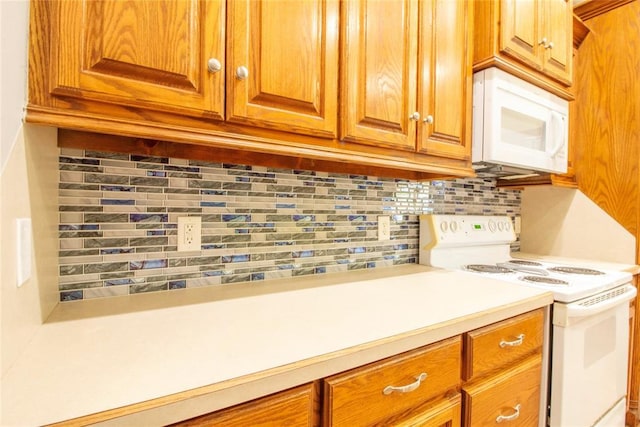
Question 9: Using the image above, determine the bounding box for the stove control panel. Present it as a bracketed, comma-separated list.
[420, 214, 516, 247]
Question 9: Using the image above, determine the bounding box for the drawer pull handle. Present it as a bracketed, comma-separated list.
[496, 403, 521, 423]
[499, 334, 525, 348]
[382, 373, 427, 395]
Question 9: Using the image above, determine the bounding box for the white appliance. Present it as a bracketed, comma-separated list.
[472, 67, 569, 177]
[419, 214, 636, 427]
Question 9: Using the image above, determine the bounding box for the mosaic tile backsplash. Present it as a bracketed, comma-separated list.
[58, 148, 521, 302]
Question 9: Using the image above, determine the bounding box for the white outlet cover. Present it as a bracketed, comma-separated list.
[378, 215, 391, 241]
[16, 218, 32, 287]
[177, 216, 202, 252]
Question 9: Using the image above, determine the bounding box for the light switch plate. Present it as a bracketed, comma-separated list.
[177, 216, 201, 252]
[378, 216, 391, 241]
[16, 218, 32, 287]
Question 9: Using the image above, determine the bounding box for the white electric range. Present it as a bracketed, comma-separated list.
[419, 214, 636, 427]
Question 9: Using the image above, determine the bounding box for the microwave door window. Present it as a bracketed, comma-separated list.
[500, 107, 546, 151]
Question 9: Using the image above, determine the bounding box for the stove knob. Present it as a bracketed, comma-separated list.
[439, 221, 448, 233]
[503, 220, 511, 231]
[488, 220, 497, 233]
[497, 222, 504, 231]
[450, 221, 458, 233]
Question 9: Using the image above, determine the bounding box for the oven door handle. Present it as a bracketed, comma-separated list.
[555, 285, 636, 325]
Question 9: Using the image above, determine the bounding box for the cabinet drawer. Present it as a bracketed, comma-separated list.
[462, 355, 542, 427]
[169, 383, 318, 426]
[395, 394, 461, 427]
[324, 336, 461, 426]
[463, 308, 544, 381]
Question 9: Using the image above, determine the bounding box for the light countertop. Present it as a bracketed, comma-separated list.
[2, 265, 554, 426]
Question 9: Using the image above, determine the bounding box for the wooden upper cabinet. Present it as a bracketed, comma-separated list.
[542, 0, 573, 83]
[340, 0, 472, 159]
[417, 0, 473, 160]
[226, 0, 339, 137]
[500, 0, 539, 69]
[52, 0, 226, 119]
[29, 0, 476, 180]
[499, 0, 572, 85]
[340, 0, 419, 150]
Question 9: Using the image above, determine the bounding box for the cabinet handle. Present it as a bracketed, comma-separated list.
[423, 115, 434, 124]
[409, 112, 421, 121]
[235, 66, 249, 80]
[499, 333, 525, 348]
[496, 404, 521, 423]
[546, 41, 554, 49]
[207, 58, 222, 73]
[382, 372, 427, 395]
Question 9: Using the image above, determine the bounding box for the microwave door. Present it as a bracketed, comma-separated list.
[483, 87, 566, 173]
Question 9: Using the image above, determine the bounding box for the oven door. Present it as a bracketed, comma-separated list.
[549, 284, 636, 427]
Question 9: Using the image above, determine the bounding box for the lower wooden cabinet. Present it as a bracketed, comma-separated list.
[168, 382, 320, 427]
[323, 336, 461, 426]
[396, 394, 462, 427]
[462, 355, 542, 427]
[462, 308, 545, 427]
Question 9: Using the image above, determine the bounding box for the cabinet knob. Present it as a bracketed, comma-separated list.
[539, 38, 553, 49]
[409, 112, 421, 121]
[207, 58, 222, 73]
[423, 115, 434, 124]
[236, 66, 249, 80]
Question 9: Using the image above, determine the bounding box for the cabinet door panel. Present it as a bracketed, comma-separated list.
[500, 0, 541, 70]
[463, 355, 542, 427]
[417, 0, 472, 159]
[543, 0, 572, 84]
[395, 394, 461, 427]
[227, 0, 338, 137]
[340, 0, 419, 150]
[54, 0, 225, 119]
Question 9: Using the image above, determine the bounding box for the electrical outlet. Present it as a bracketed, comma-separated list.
[177, 216, 202, 252]
[514, 216, 522, 234]
[378, 215, 391, 241]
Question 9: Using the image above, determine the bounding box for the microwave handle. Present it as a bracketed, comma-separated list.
[547, 111, 566, 157]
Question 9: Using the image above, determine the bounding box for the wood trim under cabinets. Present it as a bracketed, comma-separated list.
[54, 128, 471, 182]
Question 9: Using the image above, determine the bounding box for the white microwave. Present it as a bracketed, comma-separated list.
[472, 67, 569, 176]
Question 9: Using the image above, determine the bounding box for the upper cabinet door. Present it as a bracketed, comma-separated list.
[339, 0, 419, 150]
[226, 0, 339, 138]
[542, 0, 572, 84]
[53, 0, 225, 120]
[499, 0, 572, 84]
[499, 0, 541, 71]
[417, 0, 472, 160]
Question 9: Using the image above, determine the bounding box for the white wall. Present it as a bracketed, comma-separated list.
[1, 0, 29, 171]
[1, 0, 59, 386]
[520, 185, 636, 264]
